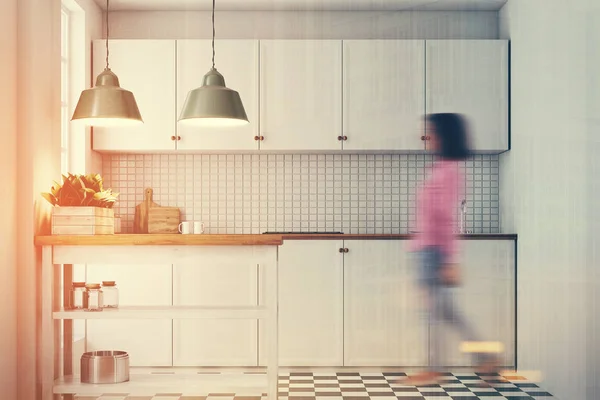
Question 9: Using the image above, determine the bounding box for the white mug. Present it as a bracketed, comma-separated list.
[193, 221, 205, 234]
[178, 221, 192, 234]
[114, 217, 122, 234]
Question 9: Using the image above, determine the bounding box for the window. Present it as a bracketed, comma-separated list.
[60, 1, 87, 342]
[61, 7, 70, 174]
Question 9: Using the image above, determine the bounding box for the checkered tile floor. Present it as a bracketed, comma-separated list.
[75, 371, 554, 400]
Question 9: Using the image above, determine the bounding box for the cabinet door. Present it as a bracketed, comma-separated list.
[259, 40, 342, 151]
[343, 40, 425, 151]
[85, 264, 173, 367]
[343, 240, 427, 366]
[176, 40, 259, 151]
[258, 240, 344, 366]
[172, 249, 259, 366]
[442, 240, 515, 368]
[426, 40, 509, 152]
[92, 40, 177, 151]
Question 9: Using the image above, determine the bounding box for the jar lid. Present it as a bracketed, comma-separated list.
[72, 282, 86, 287]
[102, 281, 116, 286]
[85, 283, 101, 289]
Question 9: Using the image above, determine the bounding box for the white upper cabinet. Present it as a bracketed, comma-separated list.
[88, 39, 509, 153]
[176, 40, 260, 151]
[426, 40, 509, 152]
[343, 40, 425, 151]
[259, 40, 343, 151]
[91, 40, 177, 152]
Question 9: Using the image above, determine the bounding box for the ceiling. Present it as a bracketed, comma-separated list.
[95, 0, 508, 12]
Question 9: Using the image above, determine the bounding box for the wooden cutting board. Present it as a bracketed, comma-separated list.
[133, 188, 181, 234]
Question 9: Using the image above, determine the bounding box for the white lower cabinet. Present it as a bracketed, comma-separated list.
[85, 264, 173, 367]
[259, 240, 344, 366]
[442, 240, 515, 367]
[343, 240, 428, 366]
[83, 239, 515, 369]
[343, 240, 515, 368]
[172, 250, 259, 366]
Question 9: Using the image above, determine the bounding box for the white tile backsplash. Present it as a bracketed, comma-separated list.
[102, 153, 500, 234]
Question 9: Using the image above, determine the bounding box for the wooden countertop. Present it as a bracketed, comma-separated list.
[34, 233, 517, 246]
[34, 234, 284, 246]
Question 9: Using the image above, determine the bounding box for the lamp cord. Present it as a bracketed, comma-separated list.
[105, 0, 110, 69]
[212, 0, 215, 69]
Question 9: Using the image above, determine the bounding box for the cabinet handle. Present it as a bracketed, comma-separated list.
[344, 248, 349, 253]
[339, 248, 349, 253]
[339, 248, 345, 253]
[171, 135, 176, 141]
[254, 135, 264, 141]
[421, 135, 426, 141]
[337, 136, 348, 141]
[177, 136, 181, 141]
[426, 136, 431, 141]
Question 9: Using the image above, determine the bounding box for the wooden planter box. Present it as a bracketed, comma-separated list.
[52, 207, 115, 235]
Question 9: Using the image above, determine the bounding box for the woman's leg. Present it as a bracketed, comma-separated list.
[428, 283, 444, 371]
[400, 249, 444, 384]
[435, 269, 499, 369]
[436, 286, 479, 341]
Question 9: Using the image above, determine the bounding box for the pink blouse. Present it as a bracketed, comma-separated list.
[409, 160, 463, 264]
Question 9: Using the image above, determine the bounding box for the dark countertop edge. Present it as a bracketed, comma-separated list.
[280, 234, 517, 241]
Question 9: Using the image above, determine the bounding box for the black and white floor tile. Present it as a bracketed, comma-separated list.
[76, 371, 554, 400]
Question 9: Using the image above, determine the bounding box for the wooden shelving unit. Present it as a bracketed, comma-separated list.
[39, 240, 280, 400]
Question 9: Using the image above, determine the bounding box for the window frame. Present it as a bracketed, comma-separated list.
[61, 6, 70, 174]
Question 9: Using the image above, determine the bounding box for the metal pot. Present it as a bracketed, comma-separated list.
[81, 350, 130, 384]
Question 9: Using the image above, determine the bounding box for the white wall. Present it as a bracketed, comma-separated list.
[585, 7, 600, 397]
[0, 0, 18, 397]
[108, 10, 499, 39]
[16, 0, 62, 398]
[65, 0, 103, 174]
[499, 0, 599, 399]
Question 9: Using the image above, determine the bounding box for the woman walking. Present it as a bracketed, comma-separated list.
[405, 113, 499, 385]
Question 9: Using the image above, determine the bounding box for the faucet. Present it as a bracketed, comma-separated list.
[459, 199, 467, 234]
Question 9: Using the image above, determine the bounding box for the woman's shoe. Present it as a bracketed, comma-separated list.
[393, 371, 442, 386]
[476, 355, 501, 374]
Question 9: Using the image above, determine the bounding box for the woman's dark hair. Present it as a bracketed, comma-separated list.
[426, 113, 471, 161]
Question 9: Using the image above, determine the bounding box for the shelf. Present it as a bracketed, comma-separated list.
[54, 371, 268, 396]
[54, 305, 268, 320]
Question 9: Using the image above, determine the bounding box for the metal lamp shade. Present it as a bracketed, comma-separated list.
[178, 68, 248, 127]
[71, 68, 143, 127]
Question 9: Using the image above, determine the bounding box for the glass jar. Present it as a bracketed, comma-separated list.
[70, 282, 86, 310]
[102, 281, 119, 309]
[84, 283, 103, 312]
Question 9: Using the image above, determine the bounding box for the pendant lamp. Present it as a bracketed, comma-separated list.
[178, 0, 248, 127]
[71, 0, 143, 126]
